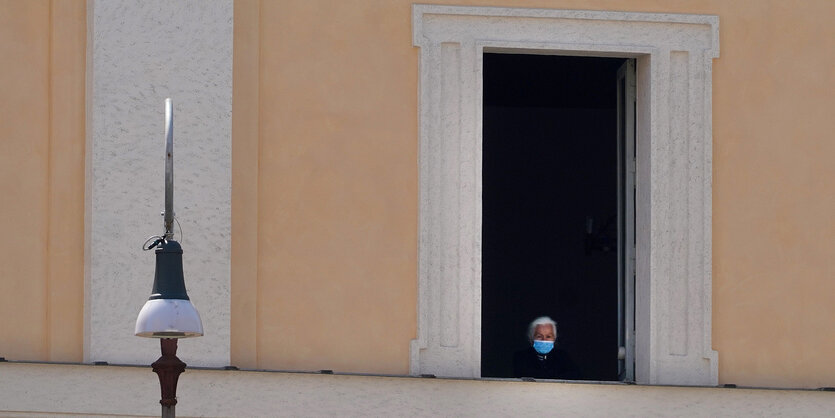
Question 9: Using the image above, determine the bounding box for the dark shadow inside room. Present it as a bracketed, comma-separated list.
[481, 53, 626, 381]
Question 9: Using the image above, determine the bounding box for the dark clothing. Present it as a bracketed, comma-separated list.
[512, 347, 581, 380]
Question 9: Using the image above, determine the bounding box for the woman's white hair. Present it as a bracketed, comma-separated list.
[527, 316, 558, 342]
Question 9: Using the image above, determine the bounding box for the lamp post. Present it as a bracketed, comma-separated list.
[135, 98, 203, 418]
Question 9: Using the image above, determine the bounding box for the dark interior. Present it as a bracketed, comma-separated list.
[481, 53, 625, 380]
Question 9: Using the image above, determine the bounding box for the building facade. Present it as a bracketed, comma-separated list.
[1, 0, 834, 415]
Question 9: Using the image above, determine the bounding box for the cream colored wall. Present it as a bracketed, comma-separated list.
[0, 0, 85, 362]
[233, 0, 835, 388]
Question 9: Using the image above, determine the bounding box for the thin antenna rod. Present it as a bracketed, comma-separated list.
[164, 98, 174, 239]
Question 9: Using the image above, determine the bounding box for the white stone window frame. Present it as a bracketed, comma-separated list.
[410, 4, 720, 386]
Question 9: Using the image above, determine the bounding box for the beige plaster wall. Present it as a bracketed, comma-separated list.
[709, 1, 835, 389]
[233, 0, 835, 388]
[0, 0, 86, 362]
[232, 0, 419, 373]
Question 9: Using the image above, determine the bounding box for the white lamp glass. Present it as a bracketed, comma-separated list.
[135, 298, 203, 338]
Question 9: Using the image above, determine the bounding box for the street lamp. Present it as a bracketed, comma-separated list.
[136, 98, 203, 418]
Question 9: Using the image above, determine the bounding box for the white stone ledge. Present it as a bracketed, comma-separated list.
[1, 363, 833, 417]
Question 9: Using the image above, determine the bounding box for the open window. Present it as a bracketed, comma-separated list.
[411, 5, 719, 386]
[480, 54, 636, 381]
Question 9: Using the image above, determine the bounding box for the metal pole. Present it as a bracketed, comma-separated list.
[163, 98, 174, 240]
[153, 338, 185, 418]
[162, 405, 175, 418]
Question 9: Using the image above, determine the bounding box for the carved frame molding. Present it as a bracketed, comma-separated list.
[410, 4, 719, 385]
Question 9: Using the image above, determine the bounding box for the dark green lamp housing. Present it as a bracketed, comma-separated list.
[135, 239, 203, 337]
[135, 98, 203, 339]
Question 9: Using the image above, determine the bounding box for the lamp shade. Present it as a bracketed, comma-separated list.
[135, 240, 203, 338]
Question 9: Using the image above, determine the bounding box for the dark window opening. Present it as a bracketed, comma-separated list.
[481, 53, 626, 381]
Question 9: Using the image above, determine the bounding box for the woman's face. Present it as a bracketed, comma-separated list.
[533, 324, 556, 341]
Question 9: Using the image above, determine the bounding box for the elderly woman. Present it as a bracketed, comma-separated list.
[512, 316, 580, 379]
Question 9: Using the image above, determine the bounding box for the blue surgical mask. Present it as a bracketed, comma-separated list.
[533, 340, 554, 354]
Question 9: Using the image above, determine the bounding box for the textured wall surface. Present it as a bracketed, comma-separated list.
[88, 0, 232, 366]
[1, 363, 834, 417]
